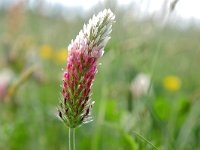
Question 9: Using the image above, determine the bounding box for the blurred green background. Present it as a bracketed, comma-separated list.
[0, 0, 200, 150]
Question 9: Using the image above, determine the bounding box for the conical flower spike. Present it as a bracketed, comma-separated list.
[58, 9, 115, 128]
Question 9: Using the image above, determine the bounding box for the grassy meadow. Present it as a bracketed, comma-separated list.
[0, 2, 200, 150]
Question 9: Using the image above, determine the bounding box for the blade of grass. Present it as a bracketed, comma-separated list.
[132, 131, 159, 150]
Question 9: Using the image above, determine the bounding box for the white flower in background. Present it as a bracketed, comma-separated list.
[0, 68, 14, 100]
[130, 73, 151, 98]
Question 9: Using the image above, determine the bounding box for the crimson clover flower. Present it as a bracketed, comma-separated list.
[58, 9, 115, 128]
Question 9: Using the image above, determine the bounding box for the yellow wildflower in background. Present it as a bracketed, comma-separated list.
[39, 45, 53, 59]
[163, 75, 181, 91]
[54, 48, 68, 63]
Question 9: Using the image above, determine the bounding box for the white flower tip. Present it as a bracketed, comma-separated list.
[68, 9, 115, 58]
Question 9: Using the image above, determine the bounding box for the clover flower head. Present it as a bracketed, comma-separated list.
[58, 9, 115, 128]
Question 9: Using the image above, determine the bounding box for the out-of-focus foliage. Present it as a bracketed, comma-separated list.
[0, 0, 200, 150]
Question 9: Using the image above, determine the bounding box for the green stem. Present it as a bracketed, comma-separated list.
[127, 91, 133, 112]
[133, 131, 159, 150]
[69, 128, 76, 150]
